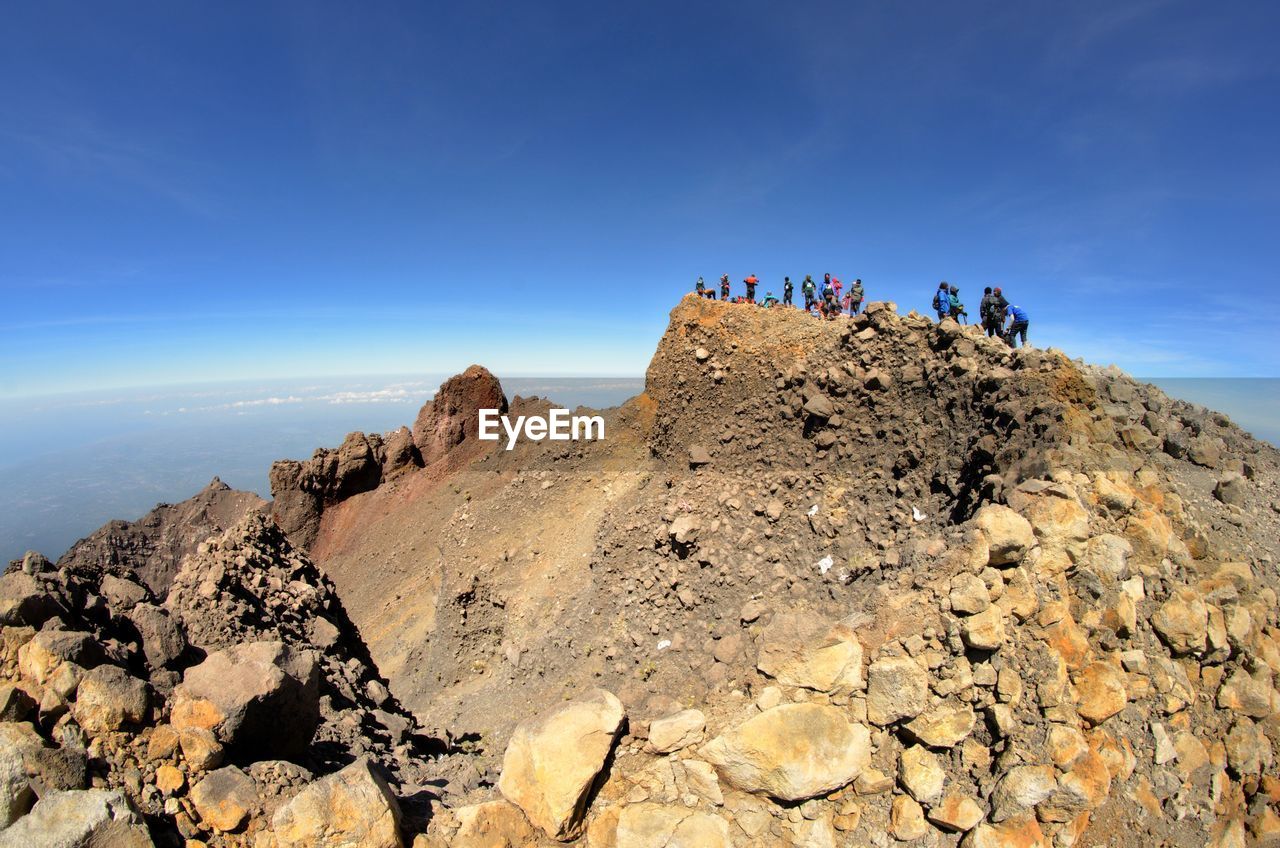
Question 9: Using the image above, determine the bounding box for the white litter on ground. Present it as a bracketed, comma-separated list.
[912, 505, 926, 522]
[807, 504, 819, 516]
[656, 639, 672, 651]
[817, 555, 834, 575]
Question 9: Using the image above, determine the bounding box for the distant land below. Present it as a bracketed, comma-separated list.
[0, 374, 645, 564]
[0, 374, 1275, 565]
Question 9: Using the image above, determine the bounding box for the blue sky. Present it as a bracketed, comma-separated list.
[3, 1, 1279, 397]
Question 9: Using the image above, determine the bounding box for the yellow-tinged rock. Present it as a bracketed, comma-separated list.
[701, 703, 871, 802]
[891, 795, 929, 841]
[1073, 662, 1127, 725]
[612, 803, 732, 848]
[156, 764, 185, 796]
[450, 800, 536, 848]
[498, 688, 625, 840]
[272, 758, 403, 848]
[962, 813, 1050, 847]
[928, 794, 984, 832]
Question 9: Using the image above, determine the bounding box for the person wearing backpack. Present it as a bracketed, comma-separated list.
[719, 274, 731, 301]
[802, 275, 817, 310]
[979, 287, 995, 332]
[744, 273, 759, 303]
[848, 279, 864, 315]
[948, 285, 967, 324]
[783, 276, 794, 306]
[695, 276, 707, 298]
[762, 291, 779, 307]
[1004, 303, 1030, 347]
[933, 282, 951, 321]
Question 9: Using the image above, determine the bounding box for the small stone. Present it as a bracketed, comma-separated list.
[891, 795, 929, 841]
[190, 766, 256, 833]
[962, 606, 1006, 650]
[866, 655, 929, 726]
[899, 745, 946, 805]
[156, 764, 185, 796]
[1073, 662, 1127, 725]
[927, 794, 984, 832]
[646, 709, 705, 754]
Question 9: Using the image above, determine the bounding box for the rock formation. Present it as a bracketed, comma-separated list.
[3, 294, 1279, 846]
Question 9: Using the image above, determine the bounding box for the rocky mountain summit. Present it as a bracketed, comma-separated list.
[3, 293, 1279, 847]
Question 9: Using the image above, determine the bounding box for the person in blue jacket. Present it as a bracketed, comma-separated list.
[933, 282, 951, 321]
[1004, 303, 1030, 347]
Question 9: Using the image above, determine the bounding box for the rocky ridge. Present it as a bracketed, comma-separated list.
[2, 293, 1278, 847]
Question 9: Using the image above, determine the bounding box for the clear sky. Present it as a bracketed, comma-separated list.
[3, 1, 1279, 397]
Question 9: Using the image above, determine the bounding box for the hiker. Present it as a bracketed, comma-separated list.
[833, 276, 843, 303]
[848, 279, 864, 315]
[719, 274, 730, 301]
[822, 286, 840, 320]
[695, 276, 707, 298]
[1003, 303, 1030, 347]
[933, 282, 951, 321]
[762, 291, 779, 307]
[991, 286, 1009, 318]
[802, 275, 816, 310]
[979, 287, 1001, 336]
[783, 276, 794, 306]
[744, 273, 759, 303]
[948, 285, 967, 324]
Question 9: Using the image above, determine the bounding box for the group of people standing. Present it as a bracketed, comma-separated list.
[694, 273, 866, 317]
[931, 282, 1030, 347]
[692, 274, 1031, 348]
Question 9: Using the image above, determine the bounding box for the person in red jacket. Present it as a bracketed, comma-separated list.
[743, 274, 759, 303]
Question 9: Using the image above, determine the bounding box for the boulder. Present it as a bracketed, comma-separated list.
[646, 709, 706, 754]
[170, 640, 320, 759]
[0, 746, 31, 829]
[448, 800, 537, 847]
[700, 703, 871, 801]
[0, 788, 153, 848]
[1152, 588, 1208, 655]
[0, 720, 87, 793]
[866, 655, 929, 725]
[973, 505, 1034, 566]
[1073, 662, 1127, 725]
[497, 688, 625, 840]
[903, 702, 976, 748]
[755, 612, 864, 693]
[17, 630, 101, 685]
[899, 745, 946, 805]
[1214, 472, 1247, 506]
[190, 765, 257, 833]
[72, 664, 149, 733]
[127, 603, 186, 670]
[0, 573, 61, 627]
[272, 757, 403, 848]
[614, 803, 733, 848]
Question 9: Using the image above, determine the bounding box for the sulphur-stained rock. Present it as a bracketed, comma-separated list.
[645, 709, 705, 754]
[272, 757, 404, 848]
[180, 726, 225, 771]
[1073, 662, 1127, 725]
[866, 655, 929, 725]
[991, 764, 1057, 821]
[498, 688, 625, 840]
[72, 664, 149, 733]
[613, 803, 733, 848]
[755, 611, 864, 693]
[1225, 719, 1275, 777]
[949, 573, 991, 615]
[1152, 588, 1208, 655]
[962, 813, 1050, 847]
[155, 763, 185, 795]
[891, 795, 929, 841]
[1022, 489, 1090, 567]
[448, 799, 536, 848]
[899, 744, 946, 805]
[171, 640, 320, 759]
[700, 703, 871, 801]
[973, 505, 1034, 566]
[904, 702, 976, 748]
[190, 765, 257, 833]
[1217, 666, 1278, 718]
[928, 794, 985, 832]
[0, 788, 154, 848]
[16, 630, 101, 685]
[962, 605, 1006, 650]
[1051, 749, 1111, 812]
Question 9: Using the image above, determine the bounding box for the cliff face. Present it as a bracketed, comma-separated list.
[54, 477, 266, 597]
[3, 295, 1279, 847]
